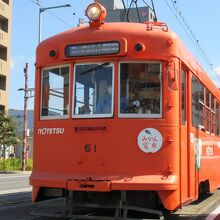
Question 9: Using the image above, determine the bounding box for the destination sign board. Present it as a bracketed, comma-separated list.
[65, 41, 120, 57]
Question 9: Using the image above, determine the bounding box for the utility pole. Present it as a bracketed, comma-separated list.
[22, 63, 28, 171]
[18, 64, 34, 171]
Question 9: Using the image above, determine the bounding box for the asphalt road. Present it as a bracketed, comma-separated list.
[0, 173, 220, 220]
[0, 172, 31, 194]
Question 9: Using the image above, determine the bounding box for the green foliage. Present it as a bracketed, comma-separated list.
[0, 158, 33, 171]
[0, 113, 20, 158]
[10, 116, 23, 138]
[26, 158, 33, 171]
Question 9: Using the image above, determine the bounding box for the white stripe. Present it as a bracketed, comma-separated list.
[205, 204, 220, 220]
[0, 180, 29, 185]
[0, 188, 32, 195]
[0, 175, 30, 179]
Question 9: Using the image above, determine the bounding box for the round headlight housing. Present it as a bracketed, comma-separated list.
[86, 3, 106, 22]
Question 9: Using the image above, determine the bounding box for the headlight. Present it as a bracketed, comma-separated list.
[86, 3, 106, 22]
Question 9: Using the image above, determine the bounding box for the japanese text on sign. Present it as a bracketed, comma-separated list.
[65, 41, 120, 57]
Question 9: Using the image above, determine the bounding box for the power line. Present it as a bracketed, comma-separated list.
[30, 0, 39, 6]
[29, 0, 72, 28]
[142, 0, 150, 8]
[46, 11, 72, 28]
[164, 0, 199, 47]
[170, 0, 213, 70]
[166, 0, 213, 72]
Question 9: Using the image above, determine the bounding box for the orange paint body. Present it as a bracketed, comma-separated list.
[30, 21, 220, 211]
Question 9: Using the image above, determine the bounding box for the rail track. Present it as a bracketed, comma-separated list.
[0, 190, 220, 219]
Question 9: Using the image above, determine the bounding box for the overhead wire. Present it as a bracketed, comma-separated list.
[164, 0, 213, 75]
[31, 0, 214, 75]
[142, 0, 153, 11]
[30, 0, 39, 6]
[170, 0, 213, 71]
[46, 11, 72, 28]
[166, 0, 214, 73]
[164, 0, 197, 46]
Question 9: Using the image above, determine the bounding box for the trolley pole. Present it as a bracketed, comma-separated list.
[22, 63, 28, 171]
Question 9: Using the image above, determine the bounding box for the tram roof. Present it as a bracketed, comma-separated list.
[37, 22, 220, 99]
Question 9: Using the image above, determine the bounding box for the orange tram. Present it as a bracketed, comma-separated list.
[30, 2, 220, 219]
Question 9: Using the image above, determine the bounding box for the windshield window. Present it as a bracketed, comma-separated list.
[119, 63, 161, 117]
[73, 63, 114, 118]
[41, 66, 70, 118]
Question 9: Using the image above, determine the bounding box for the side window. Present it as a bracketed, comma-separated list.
[41, 66, 70, 118]
[192, 76, 199, 127]
[216, 102, 220, 136]
[205, 89, 210, 132]
[211, 95, 215, 134]
[198, 83, 204, 128]
[191, 76, 204, 129]
[181, 69, 186, 124]
[119, 63, 161, 117]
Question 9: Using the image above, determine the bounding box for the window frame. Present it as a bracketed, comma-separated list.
[216, 102, 220, 136]
[118, 61, 162, 119]
[72, 62, 115, 119]
[181, 68, 186, 125]
[191, 76, 205, 130]
[198, 82, 205, 129]
[211, 95, 216, 135]
[0, 74, 6, 91]
[205, 89, 211, 133]
[40, 64, 71, 120]
[191, 75, 199, 128]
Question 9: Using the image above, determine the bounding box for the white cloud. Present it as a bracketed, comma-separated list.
[30, 57, 36, 62]
[10, 55, 25, 71]
[214, 66, 220, 75]
[210, 66, 220, 87]
[10, 58, 16, 70]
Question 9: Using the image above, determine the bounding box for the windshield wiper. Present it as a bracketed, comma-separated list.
[79, 62, 110, 75]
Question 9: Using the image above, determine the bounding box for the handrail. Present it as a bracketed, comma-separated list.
[145, 22, 169, 32]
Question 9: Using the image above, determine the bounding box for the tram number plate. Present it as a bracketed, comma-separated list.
[84, 144, 97, 153]
[65, 41, 120, 57]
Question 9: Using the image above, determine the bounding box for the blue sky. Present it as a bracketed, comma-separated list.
[9, 0, 220, 110]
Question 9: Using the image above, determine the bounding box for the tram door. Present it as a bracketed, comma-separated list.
[180, 67, 190, 202]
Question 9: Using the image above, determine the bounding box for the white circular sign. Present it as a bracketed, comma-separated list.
[137, 128, 163, 153]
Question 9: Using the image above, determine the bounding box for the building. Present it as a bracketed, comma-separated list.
[95, 0, 155, 23]
[0, 0, 12, 114]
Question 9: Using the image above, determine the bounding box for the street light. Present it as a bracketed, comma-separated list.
[38, 4, 72, 43]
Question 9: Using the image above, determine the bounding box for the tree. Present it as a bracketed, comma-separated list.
[0, 113, 19, 159]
